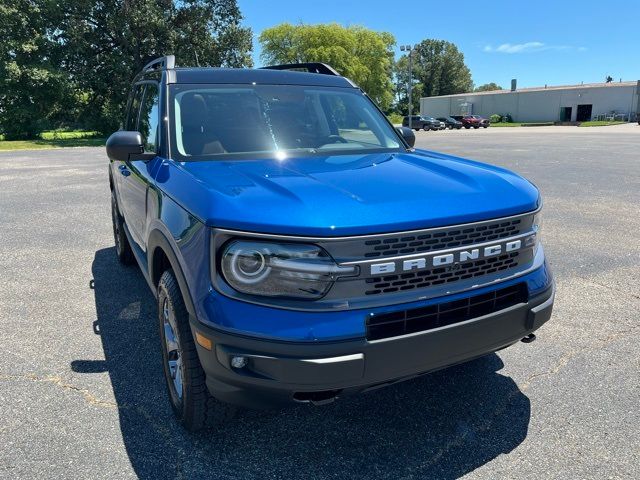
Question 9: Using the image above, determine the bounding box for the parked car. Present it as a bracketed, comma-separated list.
[461, 115, 491, 129]
[402, 115, 442, 131]
[437, 116, 463, 130]
[426, 116, 447, 130]
[106, 56, 554, 431]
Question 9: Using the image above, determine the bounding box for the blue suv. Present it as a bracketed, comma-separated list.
[106, 56, 554, 430]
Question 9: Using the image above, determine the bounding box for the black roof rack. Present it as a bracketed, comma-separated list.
[142, 55, 176, 73]
[261, 62, 340, 76]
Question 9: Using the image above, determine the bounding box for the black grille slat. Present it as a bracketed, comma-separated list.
[366, 284, 527, 340]
[362, 219, 523, 259]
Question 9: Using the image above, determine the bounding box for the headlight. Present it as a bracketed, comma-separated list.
[532, 209, 542, 232]
[532, 209, 543, 249]
[220, 240, 356, 299]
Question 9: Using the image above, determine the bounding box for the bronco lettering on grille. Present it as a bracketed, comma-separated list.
[370, 239, 526, 275]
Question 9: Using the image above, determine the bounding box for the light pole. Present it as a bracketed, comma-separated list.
[400, 44, 415, 129]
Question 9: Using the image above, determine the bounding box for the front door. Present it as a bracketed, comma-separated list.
[561, 107, 572, 122]
[119, 82, 161, 251]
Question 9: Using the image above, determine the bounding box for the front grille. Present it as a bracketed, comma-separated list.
[364, 252, 521, 296]
[362, 219, 523, 258]
[366, 283, 527, 340]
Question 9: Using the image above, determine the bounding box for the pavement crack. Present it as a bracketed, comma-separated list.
[403, 319, 640, 477]
[401, 382, 525, 477]
[579, 277, 640, 302]
[520, 322, 640, 390]
[0, 372, 117, 409]
[0, 370, 185, 476]
[520, 350, 575, 390]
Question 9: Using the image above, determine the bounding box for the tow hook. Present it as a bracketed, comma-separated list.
[521, 333, 536, 343]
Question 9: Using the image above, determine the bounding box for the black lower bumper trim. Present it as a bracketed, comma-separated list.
[190, 284, 555, 409]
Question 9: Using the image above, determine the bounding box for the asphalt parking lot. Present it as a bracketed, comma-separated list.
[1, 124, 639, 479]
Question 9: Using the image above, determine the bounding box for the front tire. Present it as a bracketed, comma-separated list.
[423, 125, 430, 131]
[158, 270, 235, 431]
[111, 191, 133, 265]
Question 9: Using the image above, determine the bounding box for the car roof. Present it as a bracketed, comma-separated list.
[169, 67, 355, 88]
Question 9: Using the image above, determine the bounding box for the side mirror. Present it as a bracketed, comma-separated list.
[396, 126, 416, 147]
[106, 131, 144, 162]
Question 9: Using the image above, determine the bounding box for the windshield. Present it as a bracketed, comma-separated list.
[169, 84, 402, 160]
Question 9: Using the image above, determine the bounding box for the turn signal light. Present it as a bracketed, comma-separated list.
[195, 331, 212, 350]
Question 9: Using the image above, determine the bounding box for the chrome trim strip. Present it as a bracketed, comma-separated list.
[270, 258, 356, 275]
[301, 353, 364, 364]
[214, 206, 541, 242]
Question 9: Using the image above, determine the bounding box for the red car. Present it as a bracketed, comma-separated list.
[462, 115, 490, 129]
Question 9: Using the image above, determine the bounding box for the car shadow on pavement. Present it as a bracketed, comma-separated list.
[73, 247, 531, 480]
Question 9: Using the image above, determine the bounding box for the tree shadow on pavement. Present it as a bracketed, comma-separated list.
[73, 248, 531, 479]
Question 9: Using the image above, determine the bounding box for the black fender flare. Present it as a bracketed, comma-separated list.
[147, 229, 197, 317]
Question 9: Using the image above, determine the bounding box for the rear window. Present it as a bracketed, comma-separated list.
[169, 84, 402, 161]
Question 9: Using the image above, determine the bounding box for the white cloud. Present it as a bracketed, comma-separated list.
[483, 42, 585, 54]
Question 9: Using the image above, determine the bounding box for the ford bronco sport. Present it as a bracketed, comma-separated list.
[106, 56, 554, 430]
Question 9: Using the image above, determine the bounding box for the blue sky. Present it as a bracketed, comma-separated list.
[238, 0, 638, 88]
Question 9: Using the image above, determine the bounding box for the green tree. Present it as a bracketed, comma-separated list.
[0, 0, 253, 138]
[259, 23, 396, 110]
[0, 1, 72, 139]
[475, 82, 503, 92]
[403, 39, 473, 98]
[57, 0, 253, 134]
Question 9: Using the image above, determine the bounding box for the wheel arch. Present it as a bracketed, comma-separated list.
[148, 229, 197, 317]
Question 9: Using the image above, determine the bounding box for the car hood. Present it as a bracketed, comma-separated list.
[161, 150, 539, 236]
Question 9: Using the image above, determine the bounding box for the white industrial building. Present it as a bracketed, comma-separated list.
[420, 80, 640, 123]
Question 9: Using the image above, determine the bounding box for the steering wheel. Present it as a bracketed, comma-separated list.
[325, 135, 348, 144]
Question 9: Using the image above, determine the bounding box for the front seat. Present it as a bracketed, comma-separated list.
[180, 93, 225, 155]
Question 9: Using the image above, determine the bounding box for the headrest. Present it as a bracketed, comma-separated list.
[181, 93, 207, 130]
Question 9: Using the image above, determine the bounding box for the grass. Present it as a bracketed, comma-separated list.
[0, 130, 105, 151]
[40, 130, 101, 140]
[491, 122, 554, 127]
[491, 122, 525, 127]
[578, 120, 626, 127]
[492, 120, 628, 128]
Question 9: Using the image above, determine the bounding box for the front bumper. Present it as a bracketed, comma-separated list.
[191, 283, 554, 409]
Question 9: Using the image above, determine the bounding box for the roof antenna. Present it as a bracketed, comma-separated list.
[194, 49, 200, 67]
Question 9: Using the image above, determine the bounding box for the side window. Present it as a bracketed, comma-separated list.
[125, 85, 145, 131]
[138, 83, 160, 152]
